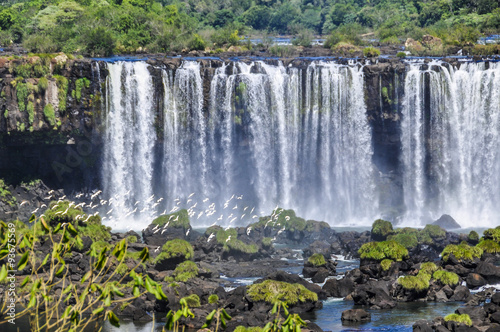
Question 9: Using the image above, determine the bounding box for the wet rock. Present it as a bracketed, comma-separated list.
[433, 214, 461, 230]
[466, 273, 487, 289]
[341, 309, 371, 322]
[352, 280, 396, 309]
[413, 320, 434, 332]
[322, 278, 355, 298]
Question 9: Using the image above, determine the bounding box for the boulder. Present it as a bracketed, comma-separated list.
[450, 286, 471, 302]
[341, 309, 371, 322]
[322, 278, 355, 298]
[352, 280, 396, 309]
[413, 320, 434, 332]
[466, 273, 487, 289]
[433, 214, 461, 230]
[492, 292, 500, 305]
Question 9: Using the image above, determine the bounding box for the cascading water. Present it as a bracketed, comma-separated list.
[401, 61, 500, 227]
[102, 60, 378, 228]
[102, 62, 156, 227]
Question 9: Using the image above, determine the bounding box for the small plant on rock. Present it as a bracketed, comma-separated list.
[308, 253, 326, 267]
[444, 313, 472, 326]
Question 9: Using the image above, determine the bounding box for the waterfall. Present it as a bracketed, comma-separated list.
[401, 61, 500, 227]
[102, 60, 378, 228]
[102, 62, 156, 228]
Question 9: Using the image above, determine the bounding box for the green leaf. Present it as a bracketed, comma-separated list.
[271, 301, 278, 314]
[67, 223, 78, 236]
[81, 270, 92, 284]
[41, 253, 50, 266]
[40, 218, 50, 232]
[56, 264, 65, 276]
[62, 306, 72, 319]
[144, 277, 155, 295]
[20, 276, 29, 287]
[133, 285, 140, 297]
[0, 265, 7, 282]
[107, 311, 120, 327]
[221, 308, 231, 320]
[53, 223, 62, 233]
[206, 309, 216, 322]
[165, 311, 174, 330]
[173, 310, 182, 322]
[27, 294, 36, 308]
[112, 286, 124, 297]
[139, 247, 149, 261]
[17, 251, 29, 270]
[104, 295, 111, 307]
[63, 285, 72, 294]
[92, 307, 104, 315]
[29, 214, 36, 223]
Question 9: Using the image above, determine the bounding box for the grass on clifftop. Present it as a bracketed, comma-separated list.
[151, 209, 190, 229]
[358, 240, 408, 261]
[247, 280, 318, 305]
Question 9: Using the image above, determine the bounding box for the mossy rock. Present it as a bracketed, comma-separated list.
[251, 208, 329, 234]
[444, 314, 472, 326]
[208, 294, 219, 304]
[151, 209, 190, 229]
[154, 239, 194, 269]
[308, 253, 326, 267]
[388, 232, 418, 249]
[380, 259, 393, 271]
[468, 231, 479, 244]
[420, 262, 438, 275]
[433, 270, 459, 286]
[477, 239, 500, 254]
[261, 237, 273, 248]
[441, 242, 483, 263]
[181, 294, 200, 308]
[247, 280, 318, 305]
[215, 227, 258, 255]
[420, 224, 446, 244]
[358, 240, 408, 262]
[172, 261, 198, 282]
[398, 273, 430, 292]
[483, 228, 500, 242]
[371, 219, 393, 241]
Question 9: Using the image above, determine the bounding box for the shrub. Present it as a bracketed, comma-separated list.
[381, 259, 393, 271]
[332, 42, 361, 56]
[182, 294, 200, 308]
[433, 270, 459, 286]
[43, 103, 56, 126]
[53, 75, 68, 113]
[84, 27, 115, 56]
[152, 209, 190, 229]
[154, 239, 194, 263]
[398, 274, 430, 291]
[188, 34, 206, 51]
[363, 46, 381, 57]
[396, 51, 407, 58]
[441, 242, 483, 263]
[371, 219, 394, 241]
[38, 77, 49, 91]
[444, 314, 472, 326]
[292, 29, 313, 47]
[208, 294, 219, 304]
[358, 240, 408, 262]
[477, 239, 500, 254]
[308, 253, 326, 267]
[173, 261, 198, 282]
[23, 34, 58, 53]
[247, 280, 318, 305]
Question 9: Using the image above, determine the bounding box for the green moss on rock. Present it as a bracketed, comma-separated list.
[247, 280, 318, 305]
[358, 240, 409, 261]
[208, 294, 219, 304]
[151, 209, 190, 229]
[441, 242, 483, 263]
[444, 314, 472, 326]
[173, 260, 198, 282]
[261, 237, 273, 248]
[468, 231, 479, 242]
[182, 294, 200, 308]
[251, 208, 329, 233]
[154, 239, 194, 263]
[371, 219, 394, 240]
[477, 239, 500, 254]
[308, 253, 326, 267]
[420, 262, 438, 275]
[43, 103, 56, 126]
[433, 270, 459, 286]
[398, 274, 430, 291]
[380, 259, 393, 271]
[483, 228, 500, 242]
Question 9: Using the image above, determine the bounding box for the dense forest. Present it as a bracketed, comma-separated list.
[0, 0, 498, 56]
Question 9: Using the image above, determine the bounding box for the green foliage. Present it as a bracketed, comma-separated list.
[43, 103, 56, 126]
[389, 232, 417, 249]
[152, 209, 190, 229]
[308, 253, 326, 267]
[27, 101, 35, 124]
[441, 242, 483, 262]
[0, 179, 16, 207]
[182, 294, 200, 308]
[155, 239, 194, 263]
[172, 261, 198, 282]
[468, 230, 479, 242]
[477, 239, 500, 254]
[53, 75, 68, 113]
[83, 27, 115, 57]
[16, 82, 29, 112]
[74, 78, 90, 102]
[363, 46, 381, 57]
[208, 294, 219, 304]
[292, 29, 313, 47]
[213, 227, 258, 254]
[433, 270, 459, 286]
[38, 77, 49, 91]
[212, 28, 242, 47]
[358, 240, 409, 261]
[380, 259, 393, 271]
[234, 327, 263, 332]
[371, 219, 394, 240]
[247, 280, 318, 305]
[397, 51, 407, 58]
[444, 314, 472, 326]
[252, 208, 329, 233]
[188, 34, 206, 51]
